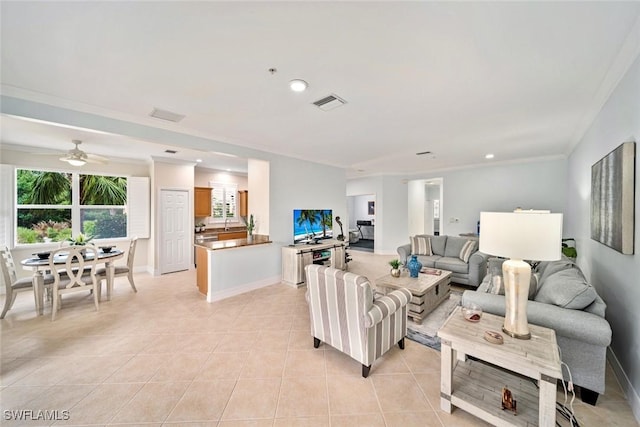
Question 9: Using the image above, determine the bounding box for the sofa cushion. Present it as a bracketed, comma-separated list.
[536, 257, 576, 283]
[534, 267, 597, 309]
[410, 235, 432, 256]
[459, 240, 477, 263]
[435, 257, 469, 274]
[430, 235, 448, 256]
[415, 255, 439, 268]
[444, 236, 468, 258]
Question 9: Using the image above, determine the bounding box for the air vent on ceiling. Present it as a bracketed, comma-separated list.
[164, 149, 177, 154]
[150, 108, 185, 123]
[312, 94, 347, 111]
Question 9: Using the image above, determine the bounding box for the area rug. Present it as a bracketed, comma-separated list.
[406, 290, 462, 351]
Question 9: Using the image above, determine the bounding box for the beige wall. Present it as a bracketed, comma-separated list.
[150, 160, 195, 274]
[194, 167, 247, 190]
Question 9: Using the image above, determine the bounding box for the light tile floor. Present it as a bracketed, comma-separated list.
[1, 251, 637, 426]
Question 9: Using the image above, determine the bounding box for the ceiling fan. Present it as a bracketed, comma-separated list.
[59, 140, 108, 166]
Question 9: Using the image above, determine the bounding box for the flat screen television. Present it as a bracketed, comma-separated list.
[293, 209, 333, 244]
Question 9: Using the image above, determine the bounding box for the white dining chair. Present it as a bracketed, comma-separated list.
[49, 246, 99, 321]
[1, 246, 55, 319]
[96, 237, 138, 297]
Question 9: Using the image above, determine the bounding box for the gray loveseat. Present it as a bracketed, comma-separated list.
[397, 235, 489, 287]
[462, 257, 612, 405]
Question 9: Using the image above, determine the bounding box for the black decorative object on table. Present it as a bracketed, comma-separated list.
[335, 216, 345, 241]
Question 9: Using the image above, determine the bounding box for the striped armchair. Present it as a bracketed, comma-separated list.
[305, 264, 412, 377]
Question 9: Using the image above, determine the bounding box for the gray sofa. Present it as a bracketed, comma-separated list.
[397, 235, 489, 287]
[462, 257, 612, 405]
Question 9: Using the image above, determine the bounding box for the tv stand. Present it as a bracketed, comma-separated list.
[282, 240, 346, 287]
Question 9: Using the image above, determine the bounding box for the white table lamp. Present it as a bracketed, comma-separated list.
[479, 211, 563, 339]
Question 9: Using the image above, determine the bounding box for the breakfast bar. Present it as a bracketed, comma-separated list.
[194, 235, 278, 302]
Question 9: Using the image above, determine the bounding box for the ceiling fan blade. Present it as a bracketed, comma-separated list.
[85, 154, 109, 164]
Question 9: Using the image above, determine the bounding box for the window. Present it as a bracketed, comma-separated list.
[16, 169, 127, 244]
[209, 182, 237, 223]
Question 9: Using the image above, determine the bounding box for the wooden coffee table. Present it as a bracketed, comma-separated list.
[375, 269, 451, 321]
[438, 307, 562, 426]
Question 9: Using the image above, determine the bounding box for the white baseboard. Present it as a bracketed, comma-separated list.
[207, 275, 281, 303]
[607, 347, 640, 423]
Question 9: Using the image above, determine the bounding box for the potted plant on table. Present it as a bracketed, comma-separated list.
[67, 233, 94, 255]
[67, 233, 94, 246]
[389, 259, 402, 277]
[246, 214, 255, 241]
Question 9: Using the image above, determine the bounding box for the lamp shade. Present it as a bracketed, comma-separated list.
[480, 211, 563, 261]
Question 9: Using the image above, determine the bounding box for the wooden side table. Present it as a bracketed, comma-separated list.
[438, 307, 562, 426]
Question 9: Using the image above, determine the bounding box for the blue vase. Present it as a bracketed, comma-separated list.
[407, 255, 422, 278]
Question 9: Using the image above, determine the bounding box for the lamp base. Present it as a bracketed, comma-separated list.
[502, 259, 532, 340]
[502, 326, 531, 340]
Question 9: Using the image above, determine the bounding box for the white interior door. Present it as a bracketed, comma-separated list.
[159, 189, 190, 274]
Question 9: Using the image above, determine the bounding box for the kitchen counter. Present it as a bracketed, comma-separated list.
[194, 234, 271, 250]
[194, 234, 277, 301]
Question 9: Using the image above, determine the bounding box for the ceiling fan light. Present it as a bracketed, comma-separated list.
[289, 79, 308, 92]
[67, 158, 86, 167]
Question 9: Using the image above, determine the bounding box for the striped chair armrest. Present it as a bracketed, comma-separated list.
[364, 288, 412, 328]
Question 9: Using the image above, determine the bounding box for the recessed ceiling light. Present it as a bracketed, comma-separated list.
[289, 79, 308, 92]
[485, 154, 495, 159]
[196, 159, 202, 163]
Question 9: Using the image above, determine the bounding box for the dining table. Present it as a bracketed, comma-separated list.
[21, 248, 124, 315]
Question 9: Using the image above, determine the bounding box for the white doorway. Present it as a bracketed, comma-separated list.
[159, 189, 190, 274]
[425, 179, 442, 235]
[408, 178, 443, 236]
[347, 193, 376, 252]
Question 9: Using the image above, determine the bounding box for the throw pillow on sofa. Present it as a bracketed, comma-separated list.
[459, 240, 477, 263]
[410, 236, 432, 256]
[444, 236, 468, 258]
[534, 267, 597, 310]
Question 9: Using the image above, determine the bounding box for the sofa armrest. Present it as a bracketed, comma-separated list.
[466, 252, 489, 287]
[365, 288, 412, 328]
[462, 290, 611, 347]
[397, 244, 412, 265]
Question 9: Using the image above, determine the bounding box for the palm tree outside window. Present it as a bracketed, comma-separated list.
[16, 169, 128, 244]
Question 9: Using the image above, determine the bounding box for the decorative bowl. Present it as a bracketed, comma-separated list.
[462, 303, 483, 322]
[34, 251, 51, 260]
[100, 246, 114, 253]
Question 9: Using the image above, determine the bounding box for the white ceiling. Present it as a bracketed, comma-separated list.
[1, 2, 639, 177]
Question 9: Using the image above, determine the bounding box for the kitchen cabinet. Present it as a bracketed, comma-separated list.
[239, 190, 248, 217]
[218, 231, 247, 240]
[194, 187, 212, 217]
[196, 246, 208, 295]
